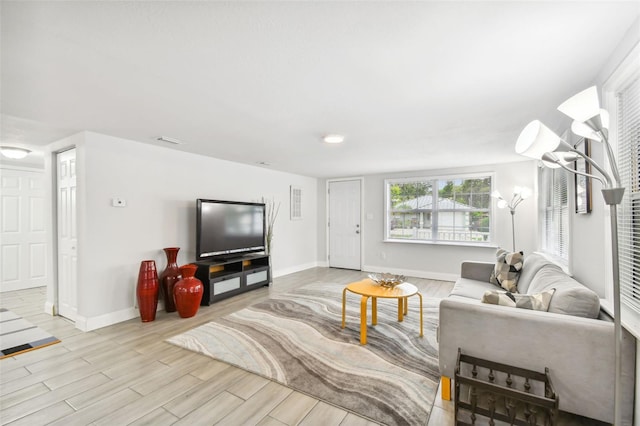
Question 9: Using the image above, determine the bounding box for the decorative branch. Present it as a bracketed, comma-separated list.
[261, 196, 280, 255]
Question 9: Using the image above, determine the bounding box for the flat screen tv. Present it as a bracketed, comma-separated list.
[196, 199, 266, 260]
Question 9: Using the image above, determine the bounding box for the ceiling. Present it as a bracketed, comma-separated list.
[2, 1, 638, 178]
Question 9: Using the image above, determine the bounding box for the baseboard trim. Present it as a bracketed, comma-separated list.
[76, 307, 139, 332]
[71, 262, 322, 331]
[43, 301, 55, 316]
[1, 282, 45, 293]
[362, 264, 457, 282]
[273, 262, 319, 278]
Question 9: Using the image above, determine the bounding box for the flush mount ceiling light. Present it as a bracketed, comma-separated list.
[0, 146, 31, 159]
[323, 134, 345, 144]
[156, 136, 184, 145]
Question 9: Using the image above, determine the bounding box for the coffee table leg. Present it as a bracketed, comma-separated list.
[342, 287, 347, 329]
[360, 296, 369, 345]
[404, 297, 408, 315]
[372, 297, 377, 325]
[418, 293, 423, 337]
[397, 298, 404, 322]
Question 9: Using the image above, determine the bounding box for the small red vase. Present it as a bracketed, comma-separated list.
[137, 260, 159, 322]
[159, 247, 181, 313]
[174, 264, 204, 318]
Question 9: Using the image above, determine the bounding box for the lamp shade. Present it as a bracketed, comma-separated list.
[600, 109, 610, 130]
[557, 86, 601, 122]
[515, 120, 570, 159]
[519, 187, 532, 199]
[571, 120, 602, 142]
[541, 152, 563, 168]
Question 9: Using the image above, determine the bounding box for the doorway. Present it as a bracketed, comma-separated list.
[0, 167, 48, 292]
[328, 179, 362, 270]
[57, 149, 77, 321]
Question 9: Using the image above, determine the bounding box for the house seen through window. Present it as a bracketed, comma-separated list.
[385, 175, 492, 244]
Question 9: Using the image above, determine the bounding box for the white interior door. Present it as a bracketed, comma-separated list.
[57, 149, 78, 321]
[0, 168, 48, 292]
[328, 180, 361, 270]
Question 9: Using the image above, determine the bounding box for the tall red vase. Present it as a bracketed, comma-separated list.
[174, 264, 204, 318]
[159, 247, 181, 313]
[137, 260, 159, 322]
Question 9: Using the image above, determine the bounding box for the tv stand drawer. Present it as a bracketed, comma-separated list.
[195, 254, 270, 305]
[211, 273, 242, 297]
[246, 267, 269, 286]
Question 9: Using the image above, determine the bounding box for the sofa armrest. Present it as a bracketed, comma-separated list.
[460, 261, 493, 282]
[438, 297, 635, 424]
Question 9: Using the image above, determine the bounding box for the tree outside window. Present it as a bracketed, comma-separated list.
[385, 175, 492, 243]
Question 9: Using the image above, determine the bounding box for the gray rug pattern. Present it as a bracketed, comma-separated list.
[167, 282, 440, 425]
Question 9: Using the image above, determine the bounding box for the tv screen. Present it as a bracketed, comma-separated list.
[196, 199, 266, 260]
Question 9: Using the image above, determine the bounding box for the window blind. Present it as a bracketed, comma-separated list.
[617, 76, 640, 314]
[540, 166, 569, 262]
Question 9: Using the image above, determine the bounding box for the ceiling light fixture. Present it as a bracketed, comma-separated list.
[0, 146, 31, 159]
[156, 136, 184, 145]
[323, 134, 345, 144]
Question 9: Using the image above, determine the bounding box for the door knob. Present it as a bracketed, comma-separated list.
[356, 230, 360, 234]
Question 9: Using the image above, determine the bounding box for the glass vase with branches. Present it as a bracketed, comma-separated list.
[261, 196, 280, 255]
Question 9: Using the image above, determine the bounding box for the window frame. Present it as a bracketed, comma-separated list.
[384, 172, 495, 246]
[602, 42, 640, 338]
[538, 164, 570, 268]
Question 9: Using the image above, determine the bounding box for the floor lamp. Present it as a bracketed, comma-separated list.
[514, 86, 624, 425]
[491, 186, 531, 252]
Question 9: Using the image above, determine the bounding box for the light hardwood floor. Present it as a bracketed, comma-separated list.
[0, 267, 607, 425]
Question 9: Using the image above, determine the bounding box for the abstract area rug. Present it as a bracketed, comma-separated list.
[0, 308, 60, 359]
[167, 282, 440, 425]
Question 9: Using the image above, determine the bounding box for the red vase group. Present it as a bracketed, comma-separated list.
[174, 264, 204, 318]
[137, 249, 204, 322]
[136, 260, 159, 322]
[159, 247, 181, 313]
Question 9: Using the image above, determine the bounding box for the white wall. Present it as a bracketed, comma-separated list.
[318, 160, 538, 280]
[45, 131, 318, 330]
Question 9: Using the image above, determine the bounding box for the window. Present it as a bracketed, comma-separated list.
[539, 166, 569, 263]
[385, 175, 492, 244]
[616, 76, 640, 315]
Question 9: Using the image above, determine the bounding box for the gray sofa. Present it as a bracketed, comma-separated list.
[438, 253, 635, 424]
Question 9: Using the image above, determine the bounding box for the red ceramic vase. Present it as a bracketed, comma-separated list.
[137, 260, 159, 322]
[174, 264, 204, 318]
[159, 247, 181, 313]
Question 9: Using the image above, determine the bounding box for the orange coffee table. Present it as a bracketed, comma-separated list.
[341, 278, 423, 345]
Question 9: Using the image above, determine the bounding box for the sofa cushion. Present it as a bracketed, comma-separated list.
[517, 253, 561, 294]
[482, 288, 556, 311]
[489, 249, 524, 292]
[527, 267, 600, 318]
[450, 277, 497, 299]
